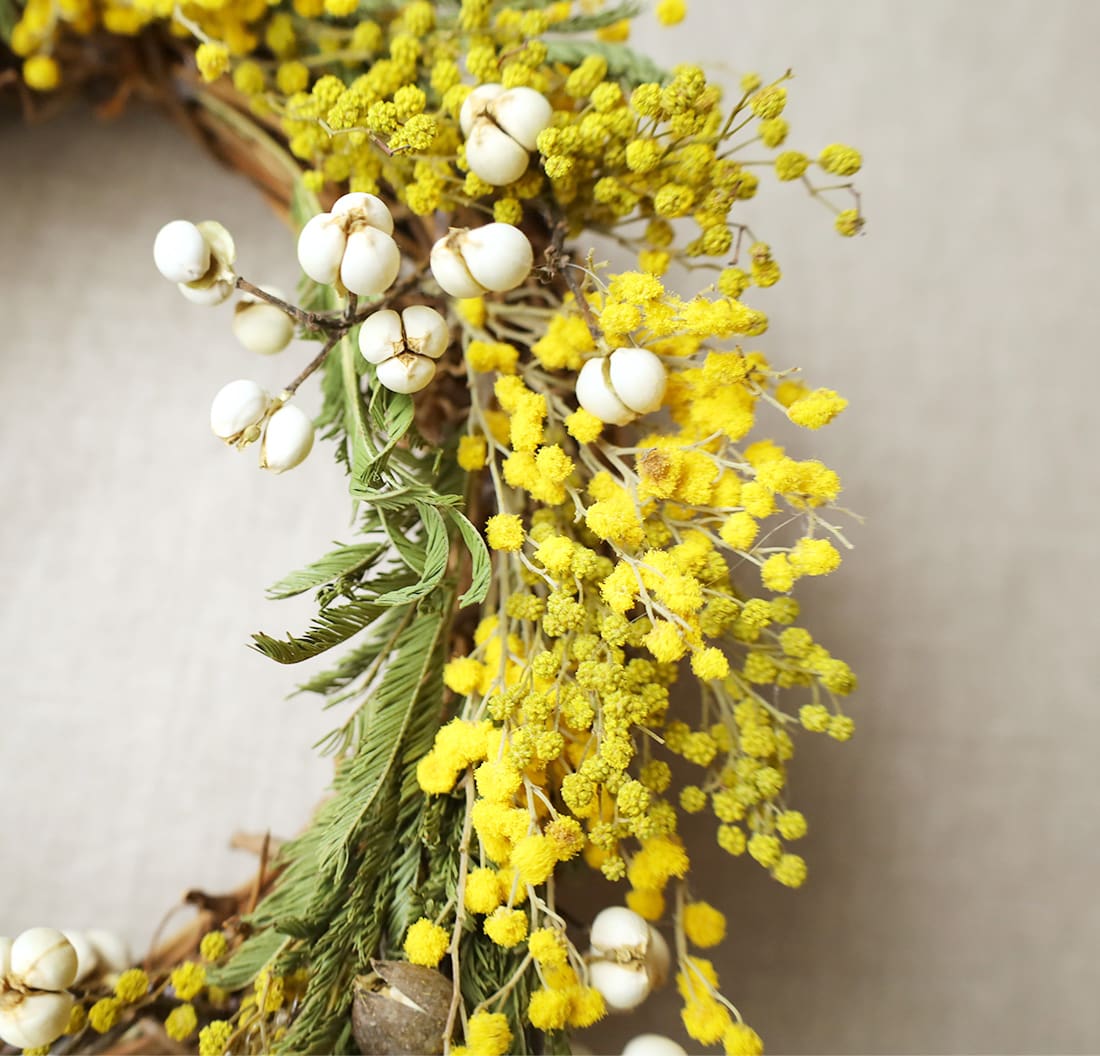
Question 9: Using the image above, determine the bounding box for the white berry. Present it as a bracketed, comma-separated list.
[622, 1035, 688, 1056]
[339, 226, 401, 297]
[465, 122, 530, 186]
[232, 286, 295, 355]
[576, 358, 633, 425]
[154, 220, 210, 284]
[297, 213, 348, 286]
[586, 958, 652, 1012]
[83, 930, 131, 976]
[260, 403, 315, 473]
[0, 991, 75, 1050]
[210, 379, 271, 442]
[590, 906, 650, 954]
[61, 930, 99, 985]
[644, 925, 670, 988]
[9, 928, 78, 992]
[492, 86, 554, 151]
[375, 355, 438, 394]
[430, 224, 533, 298]
[609, 346, 667, 414]
[400, 304, 449, 360]
[576, 347, 667, 424]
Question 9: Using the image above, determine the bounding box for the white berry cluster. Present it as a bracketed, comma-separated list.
[210, 380, 314, 473]
[576, 345, 668, 426]
[460, 83, 553, 186]
[429, 222, 534, 299]
[297, 191, 400, 297]
[585, 905, 670, 1013]
[358, 305, 449, 395]
[0, 927, 129, 1048]
[153, 218, 237, 305]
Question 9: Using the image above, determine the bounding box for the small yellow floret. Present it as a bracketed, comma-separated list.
[165, 1003, 198, 1042]
[655, 0, 687, 25]
[465, 867, 505, 914]
[195, 41, 230, 83]
[787, 388, 848, 429]
[114, 968, 149, 1004]
[458, 434, 488, 471]
[170, 962, 206, 1001]
[486, 513, 525, 552]
[466, 1011, 512, 1056]
[22, 55, 60, 91]
[565, 408, 603, 443]
[724, 1022, 765, 1056]
[484, 907, 528, 947]
[682, 901, 727, 947]
[404, 918, 449, 966]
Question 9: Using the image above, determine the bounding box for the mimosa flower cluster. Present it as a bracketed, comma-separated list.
[5, 1, 865, 1054]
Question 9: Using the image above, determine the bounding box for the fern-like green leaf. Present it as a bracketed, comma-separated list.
[546, 39, 667, 86]
[447, 508, 492, 607]
[551, 0, 641, 33]
[266, 543, 386, 599]
[251, 598, 388, 664]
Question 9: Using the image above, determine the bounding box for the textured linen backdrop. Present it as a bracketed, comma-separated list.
[2, 1, 1099, 1052]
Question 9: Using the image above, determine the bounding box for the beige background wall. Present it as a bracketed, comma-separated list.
[2, 1, 1099, 1052]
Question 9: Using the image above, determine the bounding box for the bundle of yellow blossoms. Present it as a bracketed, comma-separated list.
[4, 1, 864, 1053]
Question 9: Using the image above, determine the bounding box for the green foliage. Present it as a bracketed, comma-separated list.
[546, 38, 666, 86]
[265, 542, 387, 600]
[551, 0, 642, 33]
[212, 213, 508, 1049]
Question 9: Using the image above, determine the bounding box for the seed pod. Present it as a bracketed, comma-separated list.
[461, 84, 552, 185]
[83, 930, 131, 976]
[332, 192, 395, 235]
[61, 930, 99, 985]
[0, 990, 75, 1049]
[359, 306, 449, 394]
[459, 223, 534, 292]
[260, 403, 315, 473]
[340, 227, 401, 297]
[350, 961, 451, 1056]
[154, 220, 210, 284]
[210, 379, 271, 442]
[622, 1034, 688, 1056]
[576, 347, 668, 424]
[297, 212, 348, 286]
[430, 224, 533, 297]
[233, 286, 295, 355]
[9, 928, 78, 992]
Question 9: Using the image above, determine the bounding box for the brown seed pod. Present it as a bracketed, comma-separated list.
[350, 960, 452, 1056]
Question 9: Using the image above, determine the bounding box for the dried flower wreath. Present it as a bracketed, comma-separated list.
[1, 1, 864, 1053]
